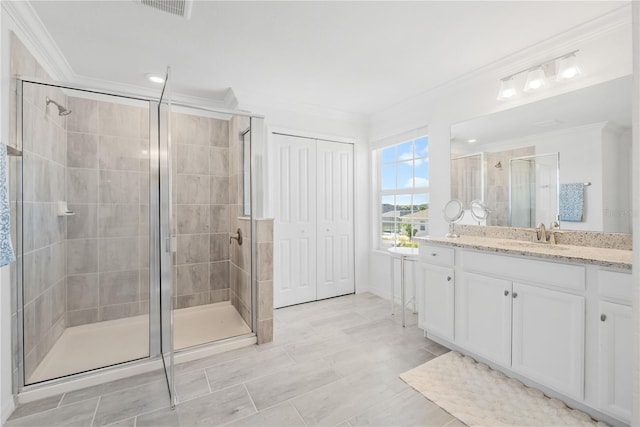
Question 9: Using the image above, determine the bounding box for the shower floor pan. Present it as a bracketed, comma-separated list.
[27, 301, 251, 384]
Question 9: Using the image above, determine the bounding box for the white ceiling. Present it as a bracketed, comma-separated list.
[29, 1, 627, 116]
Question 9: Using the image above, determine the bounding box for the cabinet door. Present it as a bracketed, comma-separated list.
[422, 264, 454, 340]
[598, 301, 632, 423]
[457, 273, 511, 366]
[511, 282, 585, 399]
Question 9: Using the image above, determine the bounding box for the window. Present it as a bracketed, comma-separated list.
[378, 136, 429, 248]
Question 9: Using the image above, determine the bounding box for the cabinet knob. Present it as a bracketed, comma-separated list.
[504, 290, 509, 296]
[600, 314, 607, 322]
[430, 253, 437, 256]
[446, 276, 452, 282]
[512, 292, 518, 299]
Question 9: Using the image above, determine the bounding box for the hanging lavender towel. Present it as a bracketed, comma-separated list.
[0, 144, 15, 267]
[559, 183, 584, 222]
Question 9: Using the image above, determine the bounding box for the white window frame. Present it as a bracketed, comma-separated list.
[374, 135, 430, 250]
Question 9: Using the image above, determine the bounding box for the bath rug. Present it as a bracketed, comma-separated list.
[400, 351, 607, 426]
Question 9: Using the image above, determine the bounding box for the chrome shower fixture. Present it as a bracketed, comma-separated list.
[45, 96, 72, 116]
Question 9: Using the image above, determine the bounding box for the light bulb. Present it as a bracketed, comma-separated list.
[524, 68, 547, 92]
[496, 78, 517, 101]
[556, 54, 583, 82]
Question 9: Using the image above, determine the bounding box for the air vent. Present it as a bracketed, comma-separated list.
[138, 0, 193, 19]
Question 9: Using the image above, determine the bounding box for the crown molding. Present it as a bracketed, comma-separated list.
[1, 0, 74, 81]
[490, 3, 631, 81]
[240, 93, 369, 126]
[4, 0, 237, 111]
[375, 3, 632, 117]
[223, 88, 238, 110]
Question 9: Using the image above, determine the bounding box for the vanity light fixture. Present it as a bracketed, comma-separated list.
[496, 50, 582, 101]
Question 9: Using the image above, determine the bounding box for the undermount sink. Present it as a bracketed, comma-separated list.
[499, 240, 570, 251]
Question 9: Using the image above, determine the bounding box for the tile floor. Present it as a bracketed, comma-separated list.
[7, 292, 463, 427]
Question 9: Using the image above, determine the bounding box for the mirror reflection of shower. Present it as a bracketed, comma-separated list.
[509, 153, 559, 228]
[45, 96, 72, 116]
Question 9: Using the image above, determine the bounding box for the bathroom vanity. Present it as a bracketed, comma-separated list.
[416, 234, 632, 426]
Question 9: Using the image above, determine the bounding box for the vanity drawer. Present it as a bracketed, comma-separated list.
[420, 244, 455, 266]
[461, 250, 585, 291]
[597, 270, 633, 302]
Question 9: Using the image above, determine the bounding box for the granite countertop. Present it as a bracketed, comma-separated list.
[416, 235, 632, 270]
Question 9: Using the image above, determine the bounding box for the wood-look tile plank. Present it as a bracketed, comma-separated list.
[349, 388, 455, 426]
[226, 401, 306, 427]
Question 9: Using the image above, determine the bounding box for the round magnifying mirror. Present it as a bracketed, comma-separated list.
[443, 199, 464, 238]
[469, 199, 489, 225]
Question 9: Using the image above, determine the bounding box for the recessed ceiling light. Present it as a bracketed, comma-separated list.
[145, 74, 165, 84]
[467, 139, 477, 144]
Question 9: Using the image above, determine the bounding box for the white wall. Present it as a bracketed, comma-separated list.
[367, 8, 632, 300]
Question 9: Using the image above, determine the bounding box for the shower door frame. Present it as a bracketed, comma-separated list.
[14, 77, 165, 392]
[13, 76, 265, 396]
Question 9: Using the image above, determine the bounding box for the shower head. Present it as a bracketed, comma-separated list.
[45, 96, 72, 116]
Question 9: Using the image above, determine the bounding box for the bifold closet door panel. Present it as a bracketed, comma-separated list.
[316, 141, 355, 300]
[271, 134, 317, 308]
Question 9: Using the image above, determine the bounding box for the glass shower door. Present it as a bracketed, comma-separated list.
[158, 70, 176, 406]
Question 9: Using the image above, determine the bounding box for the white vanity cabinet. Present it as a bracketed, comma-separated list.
[418, 240, 633, 425]
[457, 272, 512, 367]
[420, 264, 455, 341]
[511, 282, 585, 400]
[455, 272, 585, 400]
[419, 245, 455, 340]
[596, 270, 633, 423]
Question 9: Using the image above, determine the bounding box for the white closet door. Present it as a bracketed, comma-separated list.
[316, 141, 354, 300]
[271, 134, 317, 308]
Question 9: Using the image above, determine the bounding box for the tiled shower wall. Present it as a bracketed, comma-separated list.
[485, 146, 533, 226]
[450, 154, 483, 206]
[64, 97, 150, 326]
[11, 34, 67, 380]
[172, 112, 231, 309]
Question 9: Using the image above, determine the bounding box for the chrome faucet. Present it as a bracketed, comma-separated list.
[534, 223, 547, 243]
[534, 222, 562, 244]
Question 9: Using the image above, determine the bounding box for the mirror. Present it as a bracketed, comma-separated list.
[443, 199, 464, 237]
[451, 75, 632, 233]
[469, 199, 489, 224]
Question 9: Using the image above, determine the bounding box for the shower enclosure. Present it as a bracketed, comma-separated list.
[11, 77, 264, 398]
[509, 153, 559, 228]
